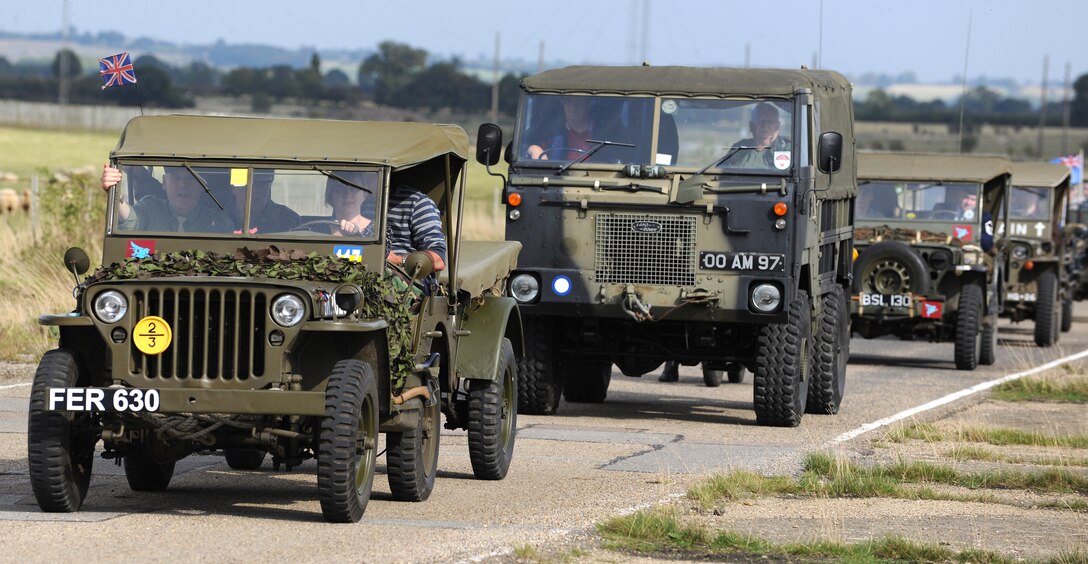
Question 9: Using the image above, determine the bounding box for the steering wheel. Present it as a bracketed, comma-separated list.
[288, 219, 341, 233]
[536, 147, 584, 159]
[929, 210, 961, 220]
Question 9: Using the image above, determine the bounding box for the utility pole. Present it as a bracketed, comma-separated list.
[537, 40, 545, 74]
[1037, 55, 1049, 159]
[58, 0, 70, 107]
[490, 32, 500, 126]
[744, 43, 750, 68]
[1062, 62, 1071, 155]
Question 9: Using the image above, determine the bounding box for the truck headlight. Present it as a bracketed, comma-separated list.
[750, 284, 781, 313]
[271, 294, 306, 327]
[93, 290, 127, 323]
[510, 273, 540, 303]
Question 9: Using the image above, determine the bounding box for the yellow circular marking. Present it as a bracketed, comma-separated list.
[133, 316, 172, 355]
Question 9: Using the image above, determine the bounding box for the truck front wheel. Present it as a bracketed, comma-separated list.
[518, 317, 562, 415]
[317, 359, 378, 523]
[28, 349, 96, 512]
[754, 290, 812, 427]
[563, 358, 611, 403]
[467, 338, 518, 480]
[808, 286, 848, 414]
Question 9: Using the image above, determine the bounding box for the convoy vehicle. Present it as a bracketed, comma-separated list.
[852, 152, 1010, 369]
[1001, 161, 1074, 345]
[476, 65, 857, 426]
[28, 115, 523, 522]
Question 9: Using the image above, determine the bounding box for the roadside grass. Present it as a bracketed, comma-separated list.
[686, 453, 1088, 513]
[0, 125, 117, 180]
[598, 506, 1036, 563]
[883, 422, 1088, 449]
[509, 545, 589, 563]
[947, 445, 1088, 468]
[991, 375, 1088, 403]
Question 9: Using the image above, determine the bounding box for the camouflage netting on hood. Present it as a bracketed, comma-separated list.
[854, 226, 967, 247]
[86, 247, 415, 391]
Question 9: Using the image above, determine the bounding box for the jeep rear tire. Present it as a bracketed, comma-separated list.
[1035, 270, 1059, 347]
[28, 349, 96, 512]
[225, 449, 266, 470]
[954, 284, 983, 370]
[518, 317, 562, 414]
[808, 285, 848, 414]
[317, 359, 378, 523]
[1061, 296, 1073, 332]
[386, 386, 441, 502]
[754, 290, 811, 427]
[123, 451, 176, 492]
[563, 358, 611, 403]
[467, 338, 517, 480]
[979, 313, 998, 366]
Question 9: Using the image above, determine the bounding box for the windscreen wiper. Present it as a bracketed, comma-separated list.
[694, 144, 770, 175]
[317, 168, 375, 194]
[182, 163, 225, 210]
[556, 139, 635, 174]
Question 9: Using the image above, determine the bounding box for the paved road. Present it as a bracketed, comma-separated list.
[2, 304, 1086, 562]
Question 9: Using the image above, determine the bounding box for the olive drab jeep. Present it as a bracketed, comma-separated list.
[852, 152, 1010, 370]
[1001, 162, 1075, 345]
[475, 66, 857, 427]
[28, 116, 523, 522]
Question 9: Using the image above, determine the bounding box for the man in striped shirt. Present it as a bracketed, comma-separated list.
[385, 185, 447, 289]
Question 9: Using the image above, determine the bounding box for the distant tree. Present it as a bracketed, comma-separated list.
[395, 60, 489, 112]
[498, 72, 526, 116]
[101, 63, 192, 108]
[1071, 73, 1088, 126]
[222, 67, 267, 96]
[0, 56, 11, 76]
[324, 69, 350, 87]
[174, 62, 220, 94]
[310, 52, 321, 74]
[50, 49, 82, 79]
[94, 31, 125, 45]
[358, 41, 428, 103]
[266, 64, 299, 99]
[251, 91, 272, 113]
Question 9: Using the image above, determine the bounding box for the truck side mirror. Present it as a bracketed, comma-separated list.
[504, 141, 513, 164]
[476, 124, 503, 166]
[817, 131, 843, 174]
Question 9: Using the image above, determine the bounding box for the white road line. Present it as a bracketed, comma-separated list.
[828, 347, 1088, 445]
[0, 382, 31, 390]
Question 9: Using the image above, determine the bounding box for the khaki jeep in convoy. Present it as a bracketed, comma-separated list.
[29, 116, 523, 522]
[476, 65, 857, 427]
[852, 152, 1010, 370]
[1001, 161, 1075, 345]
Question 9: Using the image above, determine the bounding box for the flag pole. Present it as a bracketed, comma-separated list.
[134, 81, 144, 116]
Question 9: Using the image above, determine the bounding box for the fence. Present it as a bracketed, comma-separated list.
[0, 100, 247, 132]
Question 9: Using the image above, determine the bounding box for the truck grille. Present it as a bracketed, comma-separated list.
[594, 213, 696, 286]
[129, 288, 268, 381]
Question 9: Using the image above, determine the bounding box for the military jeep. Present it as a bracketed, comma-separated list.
[852, 152, 1010, 370]
[28, 116, 523, 522]
[476, 66, 857, 427]
[1000, 161, 1075, 345]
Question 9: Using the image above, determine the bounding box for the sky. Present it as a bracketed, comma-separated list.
[1, 0, 1084, 86]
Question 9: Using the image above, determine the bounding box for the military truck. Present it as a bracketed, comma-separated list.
[1000, 162, 1074, 345]
[28, 116, 523, 523]
[852, 152, 1010, 370]
[475, 66, 856, 427]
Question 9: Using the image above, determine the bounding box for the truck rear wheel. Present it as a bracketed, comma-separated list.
[28, 349, 96, 512]
[754, 290, 811, 427]
[808, 285, 848, 415]
[1035, 270, 1059, 347]
[954, 283, 983, 370]
[1061, 297, 1073, 332]
[386, 387, 441, 502]
[518, 317, 562, 415]
[123, 451, 176, 492]
[563, 358, 611, 403]
[467, 338, 517, 480]
[317, 359, 378, 523]
[727, 366, 747, 384]
[702, 367, 724, 387]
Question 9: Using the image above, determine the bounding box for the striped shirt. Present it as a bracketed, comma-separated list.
[386, 185, 447, 261]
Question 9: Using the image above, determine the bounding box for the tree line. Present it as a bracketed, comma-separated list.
[1, 41, 1087, 127]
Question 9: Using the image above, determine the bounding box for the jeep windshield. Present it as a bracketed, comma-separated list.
[514, 94, 652, 166]
[1009, 186, 1050, 220]
[857, 181, 982, 223]
[111, 165, 380, 240]
[663, 98, 795, 175]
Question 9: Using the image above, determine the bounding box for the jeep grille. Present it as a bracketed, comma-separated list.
[128, 287, 268, 381]
[594, 213, 697, 286]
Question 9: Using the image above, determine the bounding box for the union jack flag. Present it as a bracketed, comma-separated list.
[1050, 153, 1083, 184]
[99, 52, 137, 90]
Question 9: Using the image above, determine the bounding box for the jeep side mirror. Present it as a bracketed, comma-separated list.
[817, 132, 843, 174]
[504, 141, 513, 164]
[476, 123, 503, 166]
[403, 251, 435, 281]
[63, 247, 90, 276]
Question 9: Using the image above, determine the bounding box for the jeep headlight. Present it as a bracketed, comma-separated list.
[1011, 245, 1030, 260]
[271, 294, 306, 327]
[750, 284, 781, 313]
[93, 290, 127, 324]
[510, 273, 540, 303]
